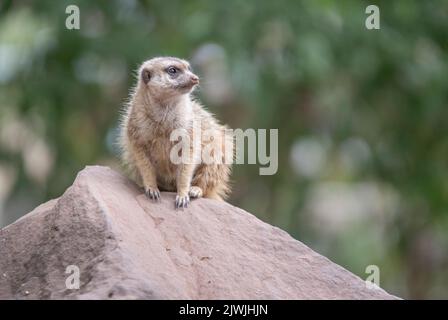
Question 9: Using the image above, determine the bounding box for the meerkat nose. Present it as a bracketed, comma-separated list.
[190, 75, 199, 85]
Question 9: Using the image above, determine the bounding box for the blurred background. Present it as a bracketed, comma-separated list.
[1, 0, 447, 299]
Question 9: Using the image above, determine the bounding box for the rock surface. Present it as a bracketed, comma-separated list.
[0, 166, 397, 299]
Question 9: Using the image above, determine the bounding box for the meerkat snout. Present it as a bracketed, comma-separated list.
[190, 74, 199, 84]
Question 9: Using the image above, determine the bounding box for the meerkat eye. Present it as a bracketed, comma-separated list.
[167, 67, 178, 75]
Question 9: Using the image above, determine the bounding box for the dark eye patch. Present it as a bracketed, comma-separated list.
[166, 66, 179, 76]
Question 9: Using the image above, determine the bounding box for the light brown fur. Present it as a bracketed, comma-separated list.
[119, 57, 233, 207]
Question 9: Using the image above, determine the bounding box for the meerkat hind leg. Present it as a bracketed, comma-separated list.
[189, 186, 203, 198]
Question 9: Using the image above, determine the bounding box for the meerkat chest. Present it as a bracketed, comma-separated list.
[147, 135, 174, 164]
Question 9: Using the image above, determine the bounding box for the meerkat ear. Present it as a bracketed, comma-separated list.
[141, 68, 151, 84]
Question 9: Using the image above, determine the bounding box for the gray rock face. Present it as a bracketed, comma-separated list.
[0, 166, 397, 299]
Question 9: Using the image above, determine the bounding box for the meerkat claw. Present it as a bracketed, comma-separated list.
[145, 188, 161, 201]
[175, 195, 190, 209]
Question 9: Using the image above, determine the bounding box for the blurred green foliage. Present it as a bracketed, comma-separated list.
[0, 0, 447, 299]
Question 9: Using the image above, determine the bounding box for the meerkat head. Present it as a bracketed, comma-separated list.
[138, 57, 199, 101]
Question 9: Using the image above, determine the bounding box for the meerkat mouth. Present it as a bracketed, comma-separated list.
[176, 82, 197, 90]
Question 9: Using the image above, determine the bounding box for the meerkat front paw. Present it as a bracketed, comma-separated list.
[145, 186, 161, 201]
[189, 186, 203, 198]
[175, 194, 190, 209]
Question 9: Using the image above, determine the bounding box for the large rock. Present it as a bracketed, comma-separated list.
[0, 166, 397, 299]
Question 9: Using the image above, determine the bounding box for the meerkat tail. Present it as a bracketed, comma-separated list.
[205, 192, 224, 201]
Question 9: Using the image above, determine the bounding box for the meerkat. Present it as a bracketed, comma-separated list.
[119, 57, 233, 208]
